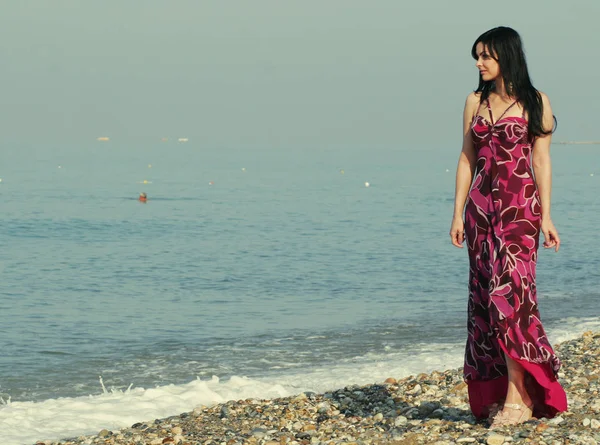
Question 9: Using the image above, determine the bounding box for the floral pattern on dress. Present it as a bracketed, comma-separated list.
[463, 109, 561, 388]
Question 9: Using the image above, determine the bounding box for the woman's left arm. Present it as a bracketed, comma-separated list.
[532, 92, 560, 252]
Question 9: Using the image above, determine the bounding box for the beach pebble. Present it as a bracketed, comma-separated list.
[98, 429, 111, 437]
[252, 427, 268, 438]
[403, 407, 420, 418]
[591, 418, 600, 429]
[590, 401, 600, 412]
[394, 416, 408, 426]
[430, 408, 445, 418]
[292, 421, 304, 430]
[486, 434, 506, 445]
[220, 405, 230, 418]
[451, 381, 468, 393]
[407, 384, 422, 396]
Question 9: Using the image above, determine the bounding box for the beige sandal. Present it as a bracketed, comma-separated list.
[489, 402, 533, 429]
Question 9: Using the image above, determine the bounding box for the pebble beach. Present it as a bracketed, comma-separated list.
[32, 331, 600, 445]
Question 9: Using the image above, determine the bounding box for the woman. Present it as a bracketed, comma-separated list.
[449, 26, 567, 428]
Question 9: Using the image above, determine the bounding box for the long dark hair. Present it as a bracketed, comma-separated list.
[471, 26, 554, 137]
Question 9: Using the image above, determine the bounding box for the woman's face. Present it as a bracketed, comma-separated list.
[475, 42, 500, 82]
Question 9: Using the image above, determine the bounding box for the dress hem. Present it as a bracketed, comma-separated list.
[466, 340, 568, 419]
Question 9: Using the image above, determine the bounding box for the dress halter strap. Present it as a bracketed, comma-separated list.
[487, 99, 518, 126]
[486, 99, 494, 124]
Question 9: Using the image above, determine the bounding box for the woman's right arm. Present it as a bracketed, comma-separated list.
[449, 93, 479, 248]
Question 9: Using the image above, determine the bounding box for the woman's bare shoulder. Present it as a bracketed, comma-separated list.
[537, 91, 554, 130]
[538, 91, 552, 106]
[465, 91, 481, 104]
[464, 92, 481, 112]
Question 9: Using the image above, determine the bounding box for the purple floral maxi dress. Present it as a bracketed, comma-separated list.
[463, 99, 567, 419]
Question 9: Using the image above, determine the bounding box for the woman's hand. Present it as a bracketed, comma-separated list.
[450, 216, 466, 248]
[541, 218, 560, 252]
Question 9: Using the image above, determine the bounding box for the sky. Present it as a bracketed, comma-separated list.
[0, 0, 598, 149]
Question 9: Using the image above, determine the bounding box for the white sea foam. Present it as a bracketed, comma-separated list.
[547, 316, 600, 344]
[0, 376, 296, 445]
[0, 343, 464, 445]
[1, 317, 598, 445]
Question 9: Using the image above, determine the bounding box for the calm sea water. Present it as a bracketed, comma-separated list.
[1, 142, 599, 408]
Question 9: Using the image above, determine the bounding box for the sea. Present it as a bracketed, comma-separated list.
[1, 141, 599, 445]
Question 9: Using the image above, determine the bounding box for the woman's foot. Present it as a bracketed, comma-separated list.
[486, 402, 503, 423]
[489, 402, 533, 429]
